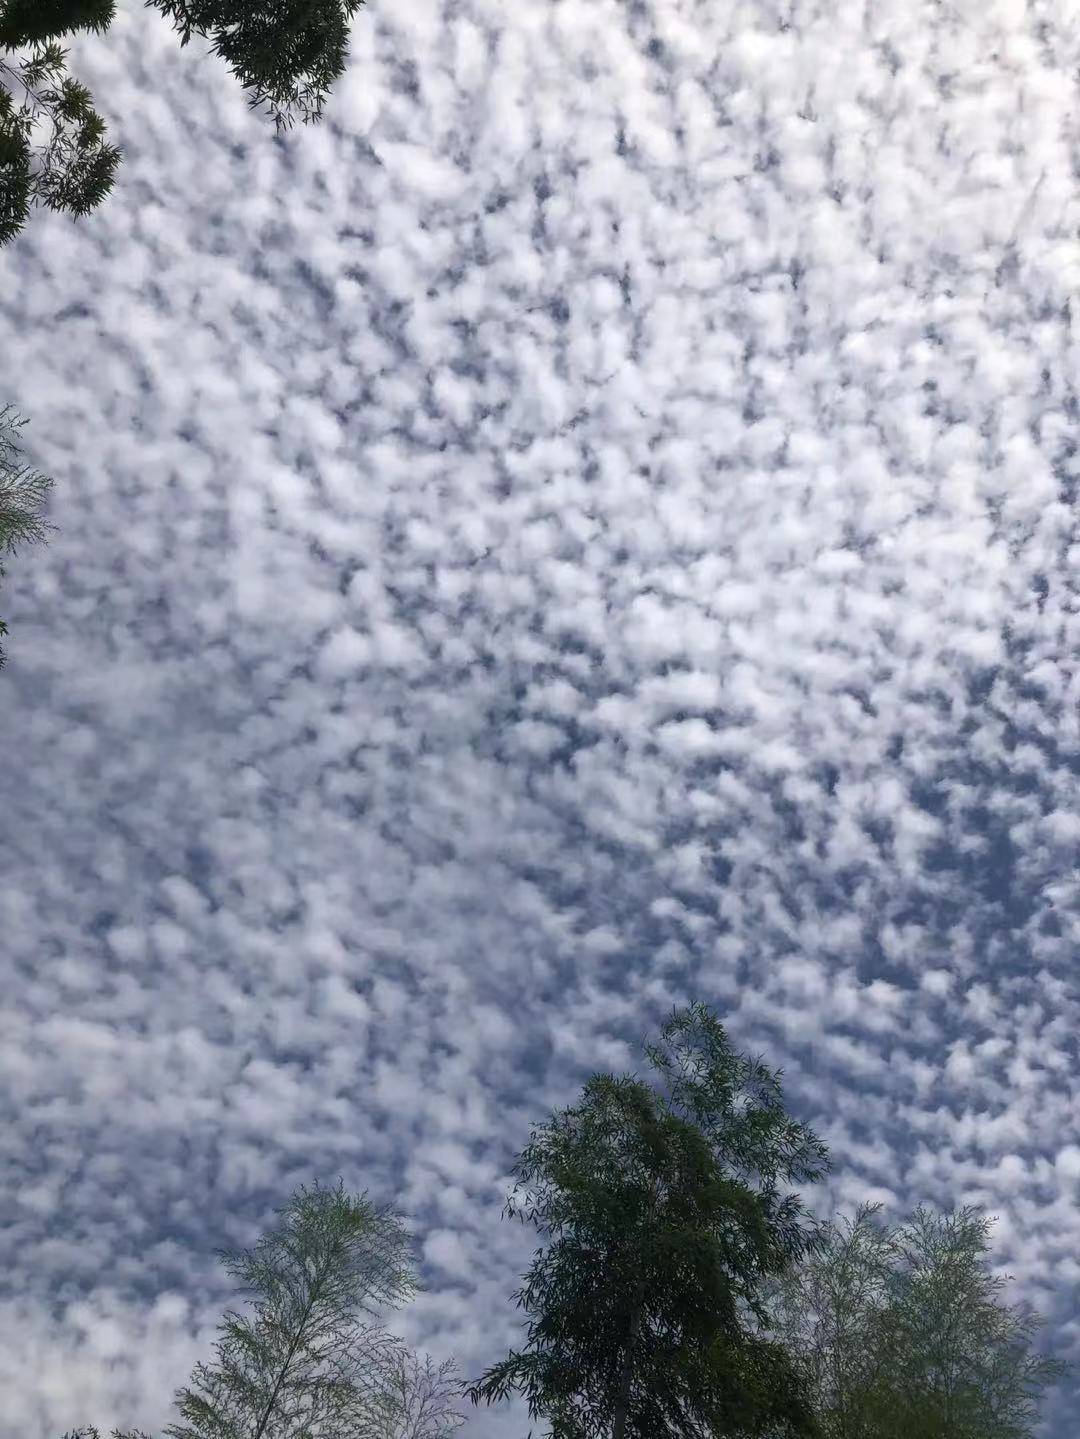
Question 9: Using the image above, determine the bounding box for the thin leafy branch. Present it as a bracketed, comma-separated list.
[0, 0, 367, 246]
[0, 404, 54, 667]
[164, 1179, 420, 1439]
[0, 7, 120, 244]
[145, 0, 368, 130]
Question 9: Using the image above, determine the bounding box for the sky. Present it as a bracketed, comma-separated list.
[0, 0, 1079, 1433]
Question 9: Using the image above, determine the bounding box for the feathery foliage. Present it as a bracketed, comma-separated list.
[766, 1202, 1069, 1439]
[0, 404, 54, 667]
[764, 1202, 903, 1439]
[467, 1001, 830, 1439]
[366, 1350, 468, 1439]
[872, 1206, 1068, 1439]
[60, 1429, 152, 1439]
[164, 1179, 419, 1439]
[0, 404, 54, 551]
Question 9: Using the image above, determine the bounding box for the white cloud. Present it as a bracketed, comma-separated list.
[1, 0, 1079, 1433]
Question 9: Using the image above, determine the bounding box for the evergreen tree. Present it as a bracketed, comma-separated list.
[467, 1001, 831, 1439]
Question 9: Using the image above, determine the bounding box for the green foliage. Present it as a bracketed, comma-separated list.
[59, 1429, 152, 1439]
[869, 1206, 1068, 1439]
[146, 0, 367, 128]
[764, 1203, 902, 1439]
[765, 1202, 1069, 1439]
[60, 1427, 152, 1439]
[365, 1350, 468, 1439]
[0, 32, 120, 245]
[164, 1178, 420, 1439]
[1, 404, 54, 551]
[0, 0, 365, 245]
[467, 1001, 830, 1439]
[0, 0, 116, 49]
[0, 404, 54, 667]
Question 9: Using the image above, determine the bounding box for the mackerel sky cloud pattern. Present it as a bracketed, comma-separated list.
[1, 0, 1079, 1433]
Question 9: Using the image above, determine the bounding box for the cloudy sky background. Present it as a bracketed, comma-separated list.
[1, 0, 1079, 1432]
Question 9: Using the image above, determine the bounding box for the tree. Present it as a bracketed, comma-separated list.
[870, 1206, 1067, 1439]
[0, 403, 54, 667]
[164, 1178, 419, 1439]
[60, 1430, 151, 1439]
[0, 404, 53, 550]
[766, 1203, 1068, 1439]
[0, 2, 119, 243]
[0, 0, 364, 245]
[366, 1351, 468, 1439]
[467, 1001, 831, 1439]
[764, 1203, 905, 1439]
[147, 1, 366, 128]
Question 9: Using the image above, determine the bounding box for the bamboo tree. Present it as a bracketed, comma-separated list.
[468, 1001, 830, 1439]
[146, 0, 366, 130]
[0, 2, 119, 242]
[1, 0, 365, 245]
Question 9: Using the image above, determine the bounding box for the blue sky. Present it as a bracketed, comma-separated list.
[1, 0, 1079, 1433]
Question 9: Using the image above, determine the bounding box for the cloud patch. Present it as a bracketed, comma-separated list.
[0, 0, 1078, 1434]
